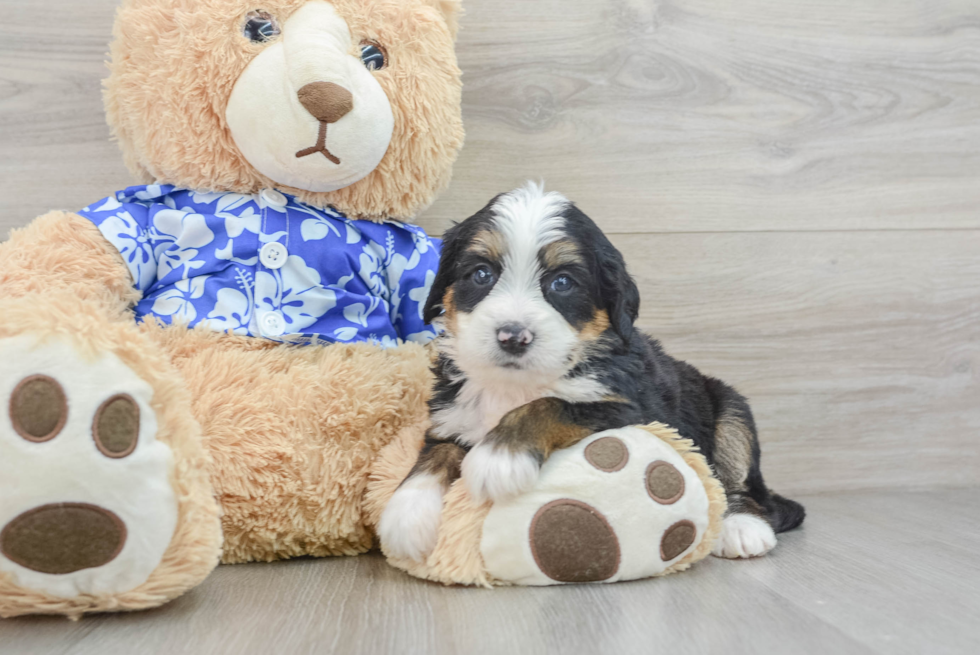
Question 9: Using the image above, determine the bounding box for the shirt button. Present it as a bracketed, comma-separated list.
[261, 189, 288, 208]
[259, 242, 288, 269]
[260, 311, 286, 337]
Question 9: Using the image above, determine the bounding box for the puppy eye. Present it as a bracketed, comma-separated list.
[471, 265, 496, 286]
[243, 10, 280, 43]
[550, 275, 576, 293]
[360, 41, 387, 71]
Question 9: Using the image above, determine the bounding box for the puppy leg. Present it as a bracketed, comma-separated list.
[378, 436, 466, 561]
[708, 386, 804, 558]
[463, 398, 629, 503]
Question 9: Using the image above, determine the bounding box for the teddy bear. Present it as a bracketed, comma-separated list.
[0, 0, 463, 617]
[0, 0, 726, 618]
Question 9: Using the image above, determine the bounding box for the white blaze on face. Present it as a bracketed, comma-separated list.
[453, 183, 579, 387]
[225, 0, 394, 192]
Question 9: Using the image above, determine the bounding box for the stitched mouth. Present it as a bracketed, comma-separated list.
[295, 121, 340, 165]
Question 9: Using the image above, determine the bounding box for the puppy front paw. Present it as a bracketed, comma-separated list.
[462, 444, 540, 504]
[378, 474, 445, 562]
[712, 513, 777, 559]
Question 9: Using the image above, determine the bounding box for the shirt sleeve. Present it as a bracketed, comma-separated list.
[77, 195, 157, 294]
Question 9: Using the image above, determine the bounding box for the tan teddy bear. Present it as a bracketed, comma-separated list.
[0, 0, 463, 617]
[0, 0, 727, 618]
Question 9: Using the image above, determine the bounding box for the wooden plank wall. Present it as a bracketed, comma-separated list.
[1, 0, 977, 494]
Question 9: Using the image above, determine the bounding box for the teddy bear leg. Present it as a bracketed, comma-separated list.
[0, 213, 222, 617]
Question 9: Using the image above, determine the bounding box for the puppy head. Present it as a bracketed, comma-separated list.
[424, 183, 639, 384]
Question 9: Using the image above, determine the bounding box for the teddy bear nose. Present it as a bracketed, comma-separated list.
[297, 82, 353, 123]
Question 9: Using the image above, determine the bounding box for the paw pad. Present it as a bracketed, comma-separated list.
[584, 436, 629, 472]
[0, 503, 127, 574]
[93, 394, 140, 458]
[660, 520, 696, 561]
[480, 426, 711, 585]
[530, 499, 620, 582]
[646, 461, 685, 505]
[9, 374, 67, 443]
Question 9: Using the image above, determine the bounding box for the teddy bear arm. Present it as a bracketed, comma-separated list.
[0, 210, 139, 319]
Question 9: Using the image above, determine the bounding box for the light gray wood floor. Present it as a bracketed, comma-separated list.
[1, 489, 977, 655]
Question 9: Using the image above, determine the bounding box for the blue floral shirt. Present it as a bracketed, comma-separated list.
[77, 185, 441, 346]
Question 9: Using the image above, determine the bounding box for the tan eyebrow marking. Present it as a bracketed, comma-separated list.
[467, 228, 505, 263]
[541, 239, 584, 269]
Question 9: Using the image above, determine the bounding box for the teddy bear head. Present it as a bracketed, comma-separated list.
[105, 0, 463, 221]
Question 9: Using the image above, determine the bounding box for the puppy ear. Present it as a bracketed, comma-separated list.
[423, 222, 464, 324]
[597, 242, 640, 344]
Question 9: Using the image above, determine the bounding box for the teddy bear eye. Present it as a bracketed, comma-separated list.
[243, 10, 281, 43]
[360, 42, 387, 71]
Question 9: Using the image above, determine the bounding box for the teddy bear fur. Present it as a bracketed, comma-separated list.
[0, 0, 461, 617]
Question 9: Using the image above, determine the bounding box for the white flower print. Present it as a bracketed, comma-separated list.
[370, 335, 399, 349]
[357, 242, 390, 299]
[255, 255, 337, 334]
[301, 215, 342, 242]
[345, 222, 362, 245]
[408, 270, 437, 321]
[93, 197, 123, 213]
[222, 206, 261, 238]
[132, 184, 164, 201]
[342, 297, 383, 328]
[333, 326, 359, 342]
[150, 209, 215, 279]
[191, 191, 255, 214]
[199, 268, 255, 335]
[215, 206, 260, 265]
[150, 276, 209, 323]
[96, 211, 156, 291]
[411, 228, 434, 255]
[405, 329, 438, 344]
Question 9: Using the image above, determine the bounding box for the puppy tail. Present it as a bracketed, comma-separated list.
[767, 492, 806, 533]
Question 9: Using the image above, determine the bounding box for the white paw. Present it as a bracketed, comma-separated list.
[377, 474, 445, 561]
[462, 444, 540, 504]
[712, 513, 777, 559]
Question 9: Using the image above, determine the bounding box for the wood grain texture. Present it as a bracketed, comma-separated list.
[1, 490, 978, 655]
[614, 230, 980, 493]
[0, 0, 978, 496]
[419, 0, 980, 235]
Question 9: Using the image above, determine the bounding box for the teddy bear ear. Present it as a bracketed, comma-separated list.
[425, 0, 462, 40]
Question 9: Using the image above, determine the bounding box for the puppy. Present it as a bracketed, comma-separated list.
[378, 183, 805, 562]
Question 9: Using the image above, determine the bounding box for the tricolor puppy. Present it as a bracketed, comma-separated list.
[378, 183, 805, 562]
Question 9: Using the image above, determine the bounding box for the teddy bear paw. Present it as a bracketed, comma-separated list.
[462, 444, 540, 505]
[711, 513, 777, 559]
[378, 474, 445, 562]
[478, 428, 712, 585]
[0, 335, 178, 598]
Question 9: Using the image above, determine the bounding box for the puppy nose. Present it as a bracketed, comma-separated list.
[497, 324, 534, 356]
[297, 82, 353, 123]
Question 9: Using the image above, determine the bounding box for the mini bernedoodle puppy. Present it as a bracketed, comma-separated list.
[379, 183, 805, 562]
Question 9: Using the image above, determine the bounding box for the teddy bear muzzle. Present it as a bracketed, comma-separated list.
[225, 0, 395, 193]
[295, 81, 354, 164]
